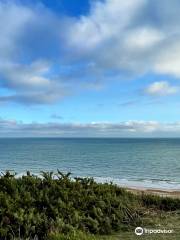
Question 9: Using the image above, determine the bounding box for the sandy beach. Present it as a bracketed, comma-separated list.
[126, 187, 180, 198]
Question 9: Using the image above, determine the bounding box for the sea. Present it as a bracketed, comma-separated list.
[0, 138, 180, 190]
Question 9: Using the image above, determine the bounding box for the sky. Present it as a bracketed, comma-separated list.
[1, 0, 180, 137]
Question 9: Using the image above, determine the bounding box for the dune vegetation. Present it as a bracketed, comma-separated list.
[0, 171, 179, 239]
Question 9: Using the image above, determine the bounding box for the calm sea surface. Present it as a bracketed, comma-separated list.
[0, 138, 180, 190]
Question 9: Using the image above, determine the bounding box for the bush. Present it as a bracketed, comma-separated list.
[0, 170, 179, 239]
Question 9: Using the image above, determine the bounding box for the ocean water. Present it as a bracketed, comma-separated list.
[0, 138, 180, 190]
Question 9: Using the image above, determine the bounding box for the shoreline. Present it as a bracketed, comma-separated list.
[94, 177, 180, 195]
[125, 187, 180, 198]
[14, 172, 180, 197]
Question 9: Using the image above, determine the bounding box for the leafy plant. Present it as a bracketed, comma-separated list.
[0, 171, 179, 239]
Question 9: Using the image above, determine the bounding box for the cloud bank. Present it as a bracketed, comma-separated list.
[1, 118, 180, 137]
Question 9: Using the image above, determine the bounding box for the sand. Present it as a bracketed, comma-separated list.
[125, 187, 180, 198]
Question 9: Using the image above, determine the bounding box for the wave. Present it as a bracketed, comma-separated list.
[93, 177, 180, 191]
[14, 172, 180, 191]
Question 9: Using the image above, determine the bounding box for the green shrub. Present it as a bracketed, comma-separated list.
[0, 170, 179, 239]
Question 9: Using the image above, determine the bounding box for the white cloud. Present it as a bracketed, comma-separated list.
[154, 41, 180, 77]
[0, 60, 51, 89]
[67, 0, 145, 51]
[0, 119, 180, 137]
[0, 1, 34, 59]
[65, 0, 180, 78]
[0, 2, 68, 104]
[124, 27, 164, 49]
[145, 81, 179, 96]
[1, 0, 180, 106]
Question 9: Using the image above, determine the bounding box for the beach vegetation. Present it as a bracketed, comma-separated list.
[0, 171, 179, 239]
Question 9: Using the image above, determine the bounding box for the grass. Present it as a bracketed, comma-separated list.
[0, 170, 179, 239]
[49, 211, 180, 240]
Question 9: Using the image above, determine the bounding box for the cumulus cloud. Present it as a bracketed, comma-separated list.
[154, 42, 180, 77]
[145, 81, 179, 96]
[0, 1, 66, 105]
[0, 60, 51, 89]
[1, 0, 180, 105]
[0, 1, 33, 58]
[66, 0, 145, 51]
[0, 118, 180, 137]
[0, 59, 69, 104]
[65, 0, 180, 78]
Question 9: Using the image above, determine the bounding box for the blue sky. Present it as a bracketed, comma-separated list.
[1, 0, 180, 137]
